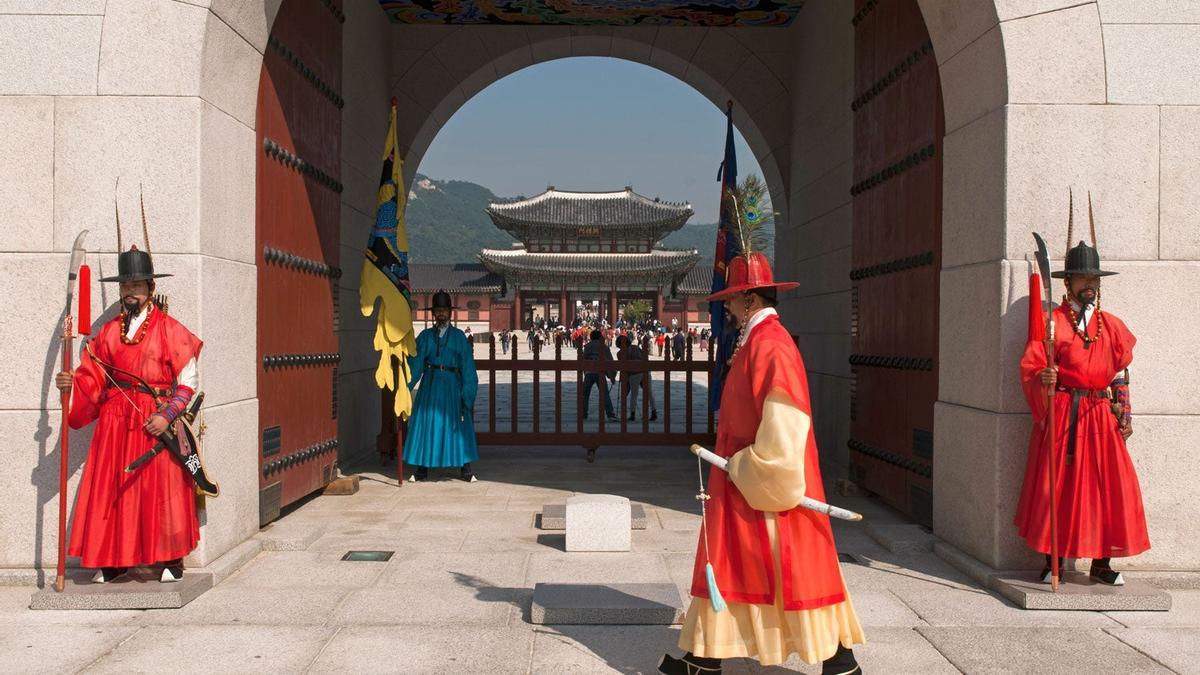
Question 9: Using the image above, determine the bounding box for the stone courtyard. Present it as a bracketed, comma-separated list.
[3, 446, 1196, 674]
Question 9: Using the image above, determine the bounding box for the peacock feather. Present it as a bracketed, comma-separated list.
[723, 174, 773, 257]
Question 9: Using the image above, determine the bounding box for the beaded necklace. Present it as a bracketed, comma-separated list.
[120, 302, 154, 346]
[1063, 295, 1103, 347]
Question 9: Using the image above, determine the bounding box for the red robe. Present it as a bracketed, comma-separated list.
[1014, 304, 1149, 558]
[67, 307, 203, 568]
[690, 314, 845, 610]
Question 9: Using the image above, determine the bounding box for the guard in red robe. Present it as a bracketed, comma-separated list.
[660, 252, 864, 675]
[56, 246, 203, 583]
[1015, 238, 1149, 585]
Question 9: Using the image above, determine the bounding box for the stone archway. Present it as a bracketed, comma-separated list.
[2, 0, 1186, 575]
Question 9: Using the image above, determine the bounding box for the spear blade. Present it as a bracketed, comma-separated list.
[1032, 232, 1052, 293]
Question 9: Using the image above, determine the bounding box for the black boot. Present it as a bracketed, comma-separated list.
[160, 558, 184, 583]
[91, 567, 128, 584]
[1089, 557, 1125, 586]
[1040, 554, 1065, 584]
[822, 644, 860, 675]
[408, 466, 428, 482]
[460, 463, 477, 483]
[657, 652, 721, 675]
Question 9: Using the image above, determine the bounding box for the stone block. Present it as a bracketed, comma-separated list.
[565, 494, 631, 552]
[791, 246, 851, 297]
[916, 0, 999, 65]
[395, 52, 458, 115]
[787, 290, 851, 337]
[323, 476, 360, 496]
[198, 538, 261, 585]
[198, 104, 255, 264]
[794, 332, 851, 379]
[0, 624, 138, 675]
[938, 25, 1005, 134]
[199, 10, 261, 129]
[0, 97, 53, 251]
[308, 626, 536, 674]
[185, 399, 259, 567]
[1160, 106, 1200, 259]
[30, 568, 211, 610]
[934, 541, 999, 588]
[609, 26, 658, 63]
[942, 107, 1006, 267]
[937, 262, 1004, 409]
[208, 0, 281, 52]
[687, 30, 749, 88]
[865, 523, 939, 554]
[1004, 104, 1159, 262]
[97, 0, 207, 96]
[0, 0, 104, 11]
[994, 0, 1092, 21]
[55, 96, 202, 254]
[1098, 263, 1200, 416]
[793, 159, 851, 226]
[540, 503, 646, 530]
[648, 27, 704, 79]
[0, 15, 101, 95]
[529, 25, 571, 63]
[1099, 0, 1200, 23]
[530, 582, 683, 624]
[991, 571, 1171, 611]
[197, 256, 255, 407]
[1002, 4, 1106, 105]
[570, 29, 613, 57]
[932, 403, 1044, 570]
[1106, 25, 1200, 105]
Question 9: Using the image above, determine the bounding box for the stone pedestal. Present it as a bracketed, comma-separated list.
[991, 571, 1172, 611]
[540, 503, 646, 530]
[30, 568, 212, 610]
[565, 494, 631, 552]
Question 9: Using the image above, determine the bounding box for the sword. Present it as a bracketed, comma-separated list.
[690, 444, 864, 522]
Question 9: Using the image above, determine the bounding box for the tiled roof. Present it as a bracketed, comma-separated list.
[408, 262, 503, 293]
[478, 247, 700, 278]
[678, 261, 716, 295]
[486, 187, 693, 231]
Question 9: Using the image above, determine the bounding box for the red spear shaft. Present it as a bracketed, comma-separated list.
[1045, 311, 1060, 592]
[56, 230, 89, 593]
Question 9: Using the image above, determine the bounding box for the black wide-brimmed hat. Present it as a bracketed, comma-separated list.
[100, 246, 173, 283]
[1051, 241, 1117, 278]
[427, 290, 458, 310]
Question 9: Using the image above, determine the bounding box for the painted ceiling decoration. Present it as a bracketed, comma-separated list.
[378, 0, 805, 27]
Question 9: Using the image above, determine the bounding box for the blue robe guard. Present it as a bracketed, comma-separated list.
[402, 325, 479, 468]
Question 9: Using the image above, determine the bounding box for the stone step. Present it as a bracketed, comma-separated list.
[30, 568, 212, 610]
[865, 522, 938, 554]
[991, 571, 1171, 611]
[539, 503, 647, 530]
[530, 583, 684, 624]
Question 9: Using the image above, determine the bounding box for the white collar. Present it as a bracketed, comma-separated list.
[1067, 298, 1095, 329]
[738, 307, 777, 347]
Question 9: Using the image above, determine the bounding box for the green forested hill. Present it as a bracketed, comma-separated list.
[402, 174, 772, 263]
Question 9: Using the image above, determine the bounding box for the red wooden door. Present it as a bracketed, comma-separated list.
[849, 0, 942, 526]
[255, 0, 344, 524]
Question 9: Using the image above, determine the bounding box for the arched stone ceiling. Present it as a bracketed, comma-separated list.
[377, 0, 807, 27]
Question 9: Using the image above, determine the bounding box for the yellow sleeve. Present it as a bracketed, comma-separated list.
[727, 389, 810, 512]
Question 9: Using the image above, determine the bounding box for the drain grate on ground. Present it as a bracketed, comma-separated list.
[341, 550, 394, 562]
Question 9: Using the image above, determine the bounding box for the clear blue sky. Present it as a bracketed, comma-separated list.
[414, 57, 765, 224]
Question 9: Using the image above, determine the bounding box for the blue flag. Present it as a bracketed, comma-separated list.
[709, 105, 741, 412]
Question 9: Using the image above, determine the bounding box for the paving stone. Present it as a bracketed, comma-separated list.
[219, 551, 389, 589]
[526, 552, 671, 585]
[0, 624, 139, 675]
[630, 528, 698, 553]
[82, 625, 335, 674]
[140, 586, 351, 626]
[30, 568, 211, 610]
[890, 586, 1122, 627]
[307, 528, 467, 554]
[849, 589, 927, 628]
[566, 494, 632, 552]
[917, 626, 1172, 674]
[531, 624, 682, 672]
[1106, 627, 1200, 675]
[332, 583, 520, 626]
[0, 567, 40, 587]
[254, 519, 326, 551]
[399, 509, 535, 531]
[1107, 590, 1200, 627]
[531, 583, 683, 624]
[376, 552, 529, 587]
[540, 503, 647, 530]
[991, 571, 1171, 611]
[307, 625, 537, 674]
[198, 538, 262, 585]
[865, 523, 939, 554]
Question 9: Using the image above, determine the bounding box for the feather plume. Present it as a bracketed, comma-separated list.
[114, 177, 124, 253]
[727, 174, 773, 257]
[1065, 188, 1074, 258]
[1087, 191, 1098, 248]
[139, 184, 151, 255]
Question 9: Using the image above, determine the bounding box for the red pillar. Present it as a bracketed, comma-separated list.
[560, 287, 568, 326]
[608, 289, 617, 325]
[514, 291, 523, 330]
[653, 289, 664, 322]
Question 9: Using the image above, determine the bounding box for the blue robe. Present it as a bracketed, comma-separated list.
[402, 325, 479, 468]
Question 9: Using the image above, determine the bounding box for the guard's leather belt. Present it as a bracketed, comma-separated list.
[110, 381, 172, 399]
[427, 364, 459, 374]
[1056, 385, 1109, 464]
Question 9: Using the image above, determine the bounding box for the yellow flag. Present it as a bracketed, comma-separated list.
[359, 101, 417, 418]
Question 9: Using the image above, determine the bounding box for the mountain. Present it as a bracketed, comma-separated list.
[402, 174, 773, 264]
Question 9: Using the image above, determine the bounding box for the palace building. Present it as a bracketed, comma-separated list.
[473, 186, 703, 330]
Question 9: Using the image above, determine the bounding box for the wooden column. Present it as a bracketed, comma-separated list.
[608, 289, 617, 324]
[514, 291, 523, 330]
[560, 287, 568, 325]
[653, 288, 664, 322]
